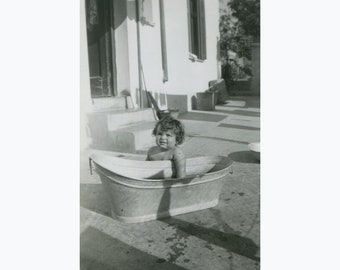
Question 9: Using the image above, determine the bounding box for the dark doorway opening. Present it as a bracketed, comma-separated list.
[86, 0, 116, 98]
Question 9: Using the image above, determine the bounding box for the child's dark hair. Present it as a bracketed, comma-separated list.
[152, 116, 185, 145]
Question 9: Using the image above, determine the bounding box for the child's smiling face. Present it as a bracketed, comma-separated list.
[155, 127, 177, 150]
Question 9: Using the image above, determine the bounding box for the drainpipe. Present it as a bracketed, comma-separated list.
[136, 0, 143, 108]
[159, 0, 168, 82]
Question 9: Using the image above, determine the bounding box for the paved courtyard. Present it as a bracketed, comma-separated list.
[80, 96, 260, 270]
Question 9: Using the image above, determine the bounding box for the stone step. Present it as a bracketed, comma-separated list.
[107, 108, 156, 131]
[87, 108, 157, 151]
[107, 117, 218, 154]
[90, 108, 227, 154]
[92, 96, 127, 111]
[109, 121, 157, 153]
[88, 108, 156, 133]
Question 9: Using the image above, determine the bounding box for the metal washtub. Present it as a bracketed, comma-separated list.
[90, 153, 233, 223]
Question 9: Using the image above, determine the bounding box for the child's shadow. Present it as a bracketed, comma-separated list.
[156, 177, 193, 220]
[156, 161, 193, 219]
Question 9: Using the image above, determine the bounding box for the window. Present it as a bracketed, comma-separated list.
[187, 0, 206, 61]
[86, 0, 116, 98]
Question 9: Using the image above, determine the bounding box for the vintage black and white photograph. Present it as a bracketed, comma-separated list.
[3, 1, 340, 270]
[80, 0, 260, 269]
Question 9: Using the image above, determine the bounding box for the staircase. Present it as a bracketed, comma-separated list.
[88, 106, 158, 153]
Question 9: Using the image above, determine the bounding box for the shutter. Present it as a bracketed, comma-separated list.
[187, 0, 193, 53]
[198, 0, 206, 60]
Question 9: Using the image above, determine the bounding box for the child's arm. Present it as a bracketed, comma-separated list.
[173, 148, 186, 178]
[146, 149, 151, 161]
[146, 146, 157, 161]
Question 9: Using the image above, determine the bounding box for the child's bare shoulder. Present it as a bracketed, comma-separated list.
[147, 146, 159, 155]
[147, 146, 164, 160]
[172, 147, 185, 160]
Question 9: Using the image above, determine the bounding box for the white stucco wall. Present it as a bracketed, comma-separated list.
[136, 0, 221, 111]
[164, 0, 220, 91]
[114, 0, 132, 97]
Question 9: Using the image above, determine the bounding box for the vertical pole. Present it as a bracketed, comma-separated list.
[159, 0, 168, 82]
[136, 0, 143, 108]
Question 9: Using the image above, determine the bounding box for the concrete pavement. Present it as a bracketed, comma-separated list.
[80, 96, 260, 270]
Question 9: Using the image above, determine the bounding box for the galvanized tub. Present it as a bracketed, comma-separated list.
[90, 153, 233, 223]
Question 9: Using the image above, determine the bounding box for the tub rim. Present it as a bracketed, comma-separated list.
[97, 165, 230, 189]
[90, 154, 233, 182]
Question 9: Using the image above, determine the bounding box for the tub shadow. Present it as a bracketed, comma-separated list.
[161, 217, 260, 262]
[80, 226, 186, 270]
[80, 183, 112, 217]
[228, 151, 260, 164]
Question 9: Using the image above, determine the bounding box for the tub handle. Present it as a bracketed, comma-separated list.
[229, 165, 233, 174]
[89, 157, 93, 175]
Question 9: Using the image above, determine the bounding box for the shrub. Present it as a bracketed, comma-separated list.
[219, 0, 260, 89]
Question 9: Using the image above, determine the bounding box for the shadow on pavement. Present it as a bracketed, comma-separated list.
[218, 123, 260, 131]
[161, 217, 260, 262]
[80, 226, 186, 270]
[228, 151, 260, 164]
[215, 109, 260, 117]
[178, 112, 227, 122]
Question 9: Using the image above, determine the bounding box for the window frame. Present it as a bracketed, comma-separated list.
[187, 0, 207, 61]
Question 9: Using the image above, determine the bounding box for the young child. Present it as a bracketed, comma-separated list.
[146, 116, 186, 178]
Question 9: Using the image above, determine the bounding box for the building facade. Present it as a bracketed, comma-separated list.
[80, 0, 221, 150]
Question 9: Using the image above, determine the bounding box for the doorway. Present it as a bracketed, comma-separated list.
[86, 0, 116, 98]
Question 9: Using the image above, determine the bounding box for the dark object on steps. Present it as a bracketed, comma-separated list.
[146, 92, 179, 120]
